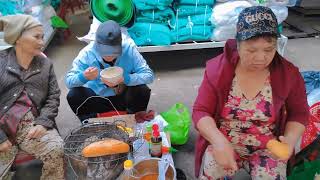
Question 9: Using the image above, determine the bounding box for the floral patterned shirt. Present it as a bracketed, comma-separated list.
[219, 76, 276, 157]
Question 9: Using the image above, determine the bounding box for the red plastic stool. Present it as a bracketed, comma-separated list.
[61, 0, 86, 14]
[57, 0, 87, 39]
[11, 150, 36, 170]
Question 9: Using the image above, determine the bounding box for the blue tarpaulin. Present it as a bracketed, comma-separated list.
[301, 71, 320, 106]
[301, 71, 320, 95]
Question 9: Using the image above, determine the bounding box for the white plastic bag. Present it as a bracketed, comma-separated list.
[248, 0, 296, 7]
[211, 25, 237, 41]
[308, 88, 320, 107]
[270, 5, 288, 24]
[211, 1, 252, 27]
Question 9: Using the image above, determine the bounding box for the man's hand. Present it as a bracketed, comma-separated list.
[84, 67, 99, 80]
[101, 76, 124, 88]
[26, 125, 47, 139]
[0, 140, 12, 152]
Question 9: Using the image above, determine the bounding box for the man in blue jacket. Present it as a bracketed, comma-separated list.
[65, 20, 154, 121]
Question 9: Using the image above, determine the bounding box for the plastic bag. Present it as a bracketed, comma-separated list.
[51, 16, 69, 29]
[211, 25, 237, 41]
[308, 88, 320, 107]
[288, 160, 320, 180]
[160, 103, 191, 145]
[270, 6, 288, 24]
[211, 1, 252, 27]
[301, 71, 320, 95]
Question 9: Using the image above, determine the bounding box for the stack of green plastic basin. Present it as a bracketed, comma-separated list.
[90, 0, 134, 26]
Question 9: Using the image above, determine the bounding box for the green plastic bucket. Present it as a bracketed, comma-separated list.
[90, 0, 134, 26]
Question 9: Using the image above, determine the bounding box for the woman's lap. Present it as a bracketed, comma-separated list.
[200, 145, 287, 180]
[0, 111, 64, 179]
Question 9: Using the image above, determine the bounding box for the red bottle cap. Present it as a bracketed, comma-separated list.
[152, 124, 159, 131]
[153, 130, 160, 137]
[162, 146, 169, 154]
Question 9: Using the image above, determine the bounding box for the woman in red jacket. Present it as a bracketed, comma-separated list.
[193, 6, 309, 179]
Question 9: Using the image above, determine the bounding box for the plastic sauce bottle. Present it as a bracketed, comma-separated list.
[121, 160, 134, 180]
[162, 146, 178, 154]
[150, 124, 162, 158]
[143, 124, 152, 142]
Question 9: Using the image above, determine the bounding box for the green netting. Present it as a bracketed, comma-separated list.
[0, 0, 23, 16]
[133, 0, 173, 10]
[136, 8, 175, 24]
[174, 5, 212, 17]
[171, 25, 212, 42]
[175, 14, 212, 29]
[128, 22, 172, 46]
[176, 0, 215, 5]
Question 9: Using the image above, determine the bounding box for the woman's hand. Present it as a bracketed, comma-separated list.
[278, 136, 295, 160]
[210, 130, 238, 172]
[0, 140, 12, 152]
[26, 125, 47, 139]
[84, 67, 99, 80]
[101, 77, 124, 88]
[275, 121, 306, 161]
[197, 116, 238, 171]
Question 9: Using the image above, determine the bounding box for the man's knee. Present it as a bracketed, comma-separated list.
[67, 88, 79, 104]
[67, 87, 89, 102]
[66, 87, 96, 110]
[128, 85, 151, 97]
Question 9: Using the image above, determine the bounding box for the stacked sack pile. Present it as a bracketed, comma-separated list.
[85, 0, 295, 47]
[171, 0, 215, 43]
[128, 0, 175, 46]
[211, 0, 291, 41]
[0, 0, 23, 16]
[25, 2, 57, 45]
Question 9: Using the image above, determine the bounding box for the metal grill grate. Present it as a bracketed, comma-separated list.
[64, 122, 130, 180]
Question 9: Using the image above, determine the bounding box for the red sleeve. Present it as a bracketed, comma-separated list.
[192, 69, 218, 130]
[286, 68, 310, 126]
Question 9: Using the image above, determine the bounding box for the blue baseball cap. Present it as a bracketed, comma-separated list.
[236, 6, 279, 41]
[94, 20, 122, 57]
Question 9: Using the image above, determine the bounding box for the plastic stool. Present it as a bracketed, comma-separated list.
[11, 151, 42, 180]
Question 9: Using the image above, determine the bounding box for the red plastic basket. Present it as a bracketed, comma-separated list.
[301, 102, 320, 149]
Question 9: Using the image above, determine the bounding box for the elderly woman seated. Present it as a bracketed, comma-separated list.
[0, 15, 64, 180]
[193, 6, 309, 180]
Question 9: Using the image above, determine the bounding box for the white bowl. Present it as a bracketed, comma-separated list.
[100, 66, 123, 84]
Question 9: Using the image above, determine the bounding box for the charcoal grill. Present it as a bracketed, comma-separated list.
[64, 122, 130, 180]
